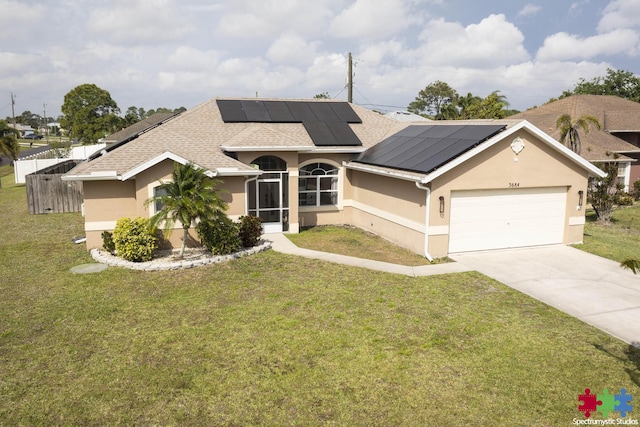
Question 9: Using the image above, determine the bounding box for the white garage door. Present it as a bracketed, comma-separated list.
[448, 187, 567, 253]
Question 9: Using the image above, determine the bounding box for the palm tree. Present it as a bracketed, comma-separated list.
[146, 162, 228, 258]
[0, 120, 20, 161]
[555, 114, 601, 155]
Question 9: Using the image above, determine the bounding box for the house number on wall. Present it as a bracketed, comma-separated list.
[509, 182, 520, 188]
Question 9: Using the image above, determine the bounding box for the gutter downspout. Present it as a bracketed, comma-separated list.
[415, 182, 434, 262]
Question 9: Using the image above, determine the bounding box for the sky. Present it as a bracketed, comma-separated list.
[1, 0, 639, 120]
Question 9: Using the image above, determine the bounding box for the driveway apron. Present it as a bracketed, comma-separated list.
[451, 245, 640, 346]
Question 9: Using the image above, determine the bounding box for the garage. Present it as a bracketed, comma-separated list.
[448, 187, 567, 253]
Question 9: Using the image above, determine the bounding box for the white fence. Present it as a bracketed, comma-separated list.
[14, 144, 105, 184]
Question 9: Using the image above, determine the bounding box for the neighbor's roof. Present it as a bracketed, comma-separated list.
[510, 95, 640, 161]
[63, 98, 407, 181]
[103, 112, 178, 144]
[384, 111, 432, 122]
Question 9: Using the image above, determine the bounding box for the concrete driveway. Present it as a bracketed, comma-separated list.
[451, 245, 640, 347]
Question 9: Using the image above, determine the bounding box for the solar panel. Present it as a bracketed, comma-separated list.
[308, 102, 340, 121]
[263, 101, 296, 122]
[326, 122, 362, 146]
[216, 99, 364, 147]
[287, 102, 317, 122]
[329, 102, 362, 123]
[356, 124, 505, 174]
[216, 100, 246, 122]
[240, 100, 271, 122]
[302, 122, 335, 146]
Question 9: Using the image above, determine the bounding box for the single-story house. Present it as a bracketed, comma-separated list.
[63, 98, 605, 259]
[510, 95, 640, 190]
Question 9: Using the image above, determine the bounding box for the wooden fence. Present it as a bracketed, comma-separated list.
[26, 160, 84, 214]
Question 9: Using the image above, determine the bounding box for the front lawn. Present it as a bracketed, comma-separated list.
[576, 204, 640, 262]
[285, 225, 437, 265]
[0, 174, 638, 425]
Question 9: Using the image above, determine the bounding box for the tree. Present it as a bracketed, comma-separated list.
[146, 162, 228, 258]
[555, 114, 601, 155]
[456, 92, 482, 119]
[561, 68, 640, 101]
[0, 120, 20, 161]
[314, 92, 331, 99]
[408, 81, 459, 119]
[123, 106, 146, 126]
[465, 91, 510, 119]
[588, 161, 624, 222]
[60, 84, 121, 144]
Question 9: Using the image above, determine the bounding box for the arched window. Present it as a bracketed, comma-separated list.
[299, 162, 339, 207]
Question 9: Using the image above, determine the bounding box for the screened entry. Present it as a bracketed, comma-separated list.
[247, 156, 289, 232]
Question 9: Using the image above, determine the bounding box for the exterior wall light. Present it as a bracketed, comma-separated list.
[578, 190, 584, 210]
[439, 196, 445, 216]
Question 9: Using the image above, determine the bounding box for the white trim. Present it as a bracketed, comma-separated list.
[85, 220, 117, 231]
[344, 161, 424, 183]
[216, 167, 262, 176]
[569, 216, 586, 226]
[419, 120, 607, 183]
[121, 151, 217, 181]
[222, 146, 367, 154]
[298, 159, 343, 209]
[428, 225, 449, 235]
[344, 199, 425, 233]
[62, 170, 119, 181]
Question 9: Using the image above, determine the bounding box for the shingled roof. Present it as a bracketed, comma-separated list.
[64, 98, 407, 181]
[510, 95, 640, 162]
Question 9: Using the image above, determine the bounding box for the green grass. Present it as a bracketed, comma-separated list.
[1, 170, 639, 425]
[576, 204, 640, 262]
[286, 225, 442, 265]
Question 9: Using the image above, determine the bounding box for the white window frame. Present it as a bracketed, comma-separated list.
[298, 160, 342, 210]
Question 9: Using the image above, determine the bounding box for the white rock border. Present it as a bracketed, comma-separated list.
[90, 241, 272, 271]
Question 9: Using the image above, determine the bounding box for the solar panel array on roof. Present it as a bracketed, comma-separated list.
[355, 124, 506, 174]
[216, 99, 363, 147]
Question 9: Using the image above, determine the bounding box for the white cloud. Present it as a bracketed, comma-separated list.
[329, 0, 423, 40]
[598, 0, 640, 32]
[0, 0, 46, 41]
[266, 33, 321, 65]
[536, 29, 639, 61]
[167, 46, 224, 72]
[216, 0, 337, 39]
[415, 14, 530, 68]
[518, 4, 541, 17]
[89, 0, 193, 45]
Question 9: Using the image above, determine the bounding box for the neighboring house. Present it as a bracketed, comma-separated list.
[384, 110, 432, 122]
[510, 95, 640, 190]
[98, 112, 179, 156]
[63, 98, 604, 259]
[9, 124, 35, 137]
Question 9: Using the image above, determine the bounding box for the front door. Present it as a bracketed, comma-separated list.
[247, 156, 289, 233]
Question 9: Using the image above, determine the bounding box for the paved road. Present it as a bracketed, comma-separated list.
[451, 245, 640, 347]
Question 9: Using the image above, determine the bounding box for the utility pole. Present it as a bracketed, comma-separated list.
[43, 103, 49, 143]
[347, 52, 353, 103]
[10, 92, 16, 127]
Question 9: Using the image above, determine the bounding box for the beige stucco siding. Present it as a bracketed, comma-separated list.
[83, 180, 137, 248]
[427, 129, 589, 257]
[346, 169, 427, 254]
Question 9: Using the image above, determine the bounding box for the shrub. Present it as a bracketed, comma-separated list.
[196, 216, 242, 255]
[616, 193, 634, 206]
[632, 180, 640, 201]
[112, 217, 157, 262]
[101, 231, 115, 254]
[239, 215, 263, 247]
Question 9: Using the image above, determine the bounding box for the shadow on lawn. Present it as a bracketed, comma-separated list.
[593, 342, 640, 387]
